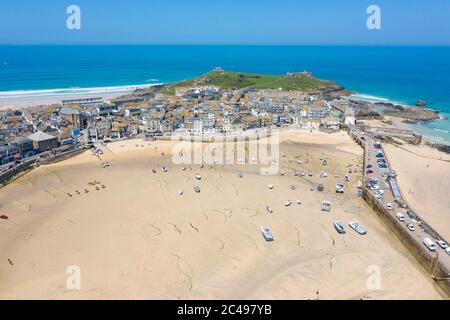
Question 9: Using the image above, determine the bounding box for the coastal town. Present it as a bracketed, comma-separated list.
[0, 69, 449, 298]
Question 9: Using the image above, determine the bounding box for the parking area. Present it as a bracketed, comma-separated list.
[350, 127, 450, 272]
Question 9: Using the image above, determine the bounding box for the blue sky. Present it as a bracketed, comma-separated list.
[0, 0, 449, 45]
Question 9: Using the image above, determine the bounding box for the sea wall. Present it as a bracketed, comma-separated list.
[349, 127, 450, 296]
[0, 147, 86, 187]
[0, 158, 38, 186]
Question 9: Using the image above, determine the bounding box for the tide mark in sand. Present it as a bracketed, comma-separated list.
[326, 253, 335, 270]
[173, 254, 193, 292]
[321, 224, 335, 246]
[42, 189, 57, 201]
[211, 209, 228, 223]
[213, 237, 225, 250]
[242, 207, 259, 218]
[189, 222, 199, 232]
[157, 180, 167, 189]
[45, 168, 64, 184]
[294, 227, 302, 248]
[242, 233, 259, 252]
[231, 184, 239, 197]
[16, 200, 32, 213]
[168, 223, 182, 235]
[149, 224, 162, 237]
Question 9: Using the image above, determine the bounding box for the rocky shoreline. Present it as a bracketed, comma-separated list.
[348, 99, 440, 123]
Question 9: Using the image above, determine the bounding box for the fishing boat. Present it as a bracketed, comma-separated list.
[321, 201, 331, 212]
[162, 166, 168, 172]
[195, 174, 202, 180]
[261, 227, 274, 241]
[334, 220, 346, 234]
[194, 186, 201, 193]
[266, 206, 273, 214]
[268, 184, 274, 190]
[178, 189, 183, 195]
[284, 200, 292, 207]
[349, 221, 367, 235]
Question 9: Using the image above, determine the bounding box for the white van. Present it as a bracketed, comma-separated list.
[396, 212, 405, 222]
[423, 238, 437, 252]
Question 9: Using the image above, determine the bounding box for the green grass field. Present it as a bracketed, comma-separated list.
[162, 70, 338, 94]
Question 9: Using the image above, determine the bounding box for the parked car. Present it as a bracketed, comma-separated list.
[423, 238, 437, 252]
[437, 240, 448, 250]
[406, 223, 415, 231]
[406, 211, 415, 219]
[396, 212, 405, 222]
[386, 203, 392, 210]
[366, 169, 374, 174]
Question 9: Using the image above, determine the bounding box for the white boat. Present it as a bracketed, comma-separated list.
[194, 186, 201, 193]
[345, 175, 350, 181]
[261, 227, 274, 241]
[162, 166, 168, 172]
[336, 183, 344, 193]
[268, 184, 274, 190]
[266, 206, 273, 214]
[349, 221, 367, 235]
[285, 200, 292, 207]
[296, 200, 302, 204]
[178, 189, 183, 195]
[321, 201, 331, 212]
[334, 221, 346, 234]
[195, 174, 202, 180]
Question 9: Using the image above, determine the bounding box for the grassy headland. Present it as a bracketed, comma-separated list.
[160, 70, 344, 94]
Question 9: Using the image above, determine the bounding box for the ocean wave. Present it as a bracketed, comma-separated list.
[433, 128, 449, 134]
[0, 83, 163, 100]
[350, 93, 405, 106]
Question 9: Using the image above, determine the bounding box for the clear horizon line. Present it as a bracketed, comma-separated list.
[1, 43, 450, 47]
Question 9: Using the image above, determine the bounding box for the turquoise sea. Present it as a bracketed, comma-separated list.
[0, 45, 449, 143]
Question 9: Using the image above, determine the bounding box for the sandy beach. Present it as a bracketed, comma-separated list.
[0, 130, 444, 299]
[383, 143, 450, 241]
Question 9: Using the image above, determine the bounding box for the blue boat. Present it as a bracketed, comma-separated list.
[334, 221, 346, 234]
[261, 227, 274, 241]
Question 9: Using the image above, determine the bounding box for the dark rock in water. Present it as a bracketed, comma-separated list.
[427, 143, 450, 154]
[416, 100, 427, 107]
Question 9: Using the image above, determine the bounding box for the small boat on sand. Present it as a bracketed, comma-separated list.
[284, 200, 292, 207]
[349, 221, 367, 235]
[321, 201, 331, 212]
[195, 174, 202, 180]
[268, 184, 274, 190]
[266, 206, 273, 214]
[162, 166, 168, 172]
[261, 227, 274, 241]
[178, 189, 183, 195]
[194, 186, 201, 193]
[334, 221, 345, 234]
